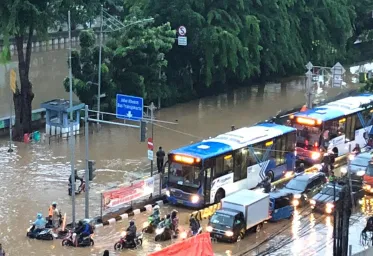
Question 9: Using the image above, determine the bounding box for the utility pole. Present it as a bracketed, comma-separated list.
[84, 105, 90, 218]
[333, 179, 337, 256]
[305, 62, 314, 109]
[68, 10, 76, 227]
[97, 5, 103, 126]
[150, 102, 156, 176]
[347, 145, 355, 211]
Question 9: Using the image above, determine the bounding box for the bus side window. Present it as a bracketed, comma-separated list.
[241, 148, 248, 179]
[345, 115, 356, 142]
[233, 150, 242, 182]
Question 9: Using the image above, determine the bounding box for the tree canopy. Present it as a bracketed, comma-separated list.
[59, 0, 372, 111]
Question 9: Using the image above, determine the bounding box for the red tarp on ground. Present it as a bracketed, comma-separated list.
[148, 232, 214, 256]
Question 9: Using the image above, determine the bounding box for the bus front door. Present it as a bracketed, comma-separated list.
[204, 168, 212, 204]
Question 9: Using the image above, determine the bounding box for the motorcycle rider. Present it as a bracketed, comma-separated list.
[189, 216, 200, 235]
[171, 210, 179, 232]
[150, 205, 161, 226]
[33, 213, 47, 234]
[126, 220, 137, 246]
[296, 163, 305, 173]
[0, 243, 5, 256]
[69, 169, 84, 194]
[76, 220, 92, 244]
[261, 176, 271, 193]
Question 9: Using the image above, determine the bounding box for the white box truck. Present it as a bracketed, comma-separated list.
[206, 189, 270, 242]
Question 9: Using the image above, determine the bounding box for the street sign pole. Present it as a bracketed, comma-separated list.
[150, 102, 156, 176]
[84, 104, 90, 218]
[305, 62, 314, 109]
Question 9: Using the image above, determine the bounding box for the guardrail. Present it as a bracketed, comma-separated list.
[186, 202, 221, 223]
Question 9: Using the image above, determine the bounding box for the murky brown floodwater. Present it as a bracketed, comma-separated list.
[0, 46, 369, 255]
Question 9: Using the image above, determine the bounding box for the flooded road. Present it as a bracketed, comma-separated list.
[0, 46, 369, 255]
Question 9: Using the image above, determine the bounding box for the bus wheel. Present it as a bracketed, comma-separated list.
[266, 171, 274, 182]
[332, 147, 338, 156]
[214, 189, 225, 204]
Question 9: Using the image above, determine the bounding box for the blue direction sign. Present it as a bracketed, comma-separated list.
[116, 94, 144, 120]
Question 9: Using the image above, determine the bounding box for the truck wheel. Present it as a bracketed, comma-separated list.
[214, 189, 225, 204]
[255, 223, 263, 233]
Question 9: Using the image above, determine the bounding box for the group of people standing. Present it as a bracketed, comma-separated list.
[32, 202, 61, 233]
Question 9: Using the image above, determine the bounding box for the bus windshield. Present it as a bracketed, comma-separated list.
[168, 162, 201, 188]
[294, 124, 321, 150]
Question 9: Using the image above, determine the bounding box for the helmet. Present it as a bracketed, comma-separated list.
[37, 213, 43, 219]
[129, 220, 135, 226]
[153, 205, 160, 210]
[171, 210, 178, 218]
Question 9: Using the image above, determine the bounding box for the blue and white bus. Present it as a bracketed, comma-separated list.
[164, 123, 296, 207]
[291, 93, 373, 164]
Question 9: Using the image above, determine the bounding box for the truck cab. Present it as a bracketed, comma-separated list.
[207, 209, 245, 242]
[206, 189, 270, 243]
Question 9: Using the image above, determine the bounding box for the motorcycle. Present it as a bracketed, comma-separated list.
[61, 230, 94, 247]
[142, 216, 158, 234]
[180, 227, 202, 239]
[68, 180, 86, 196]
[114, 231, 143, 250]
[26, 223, 54, 241]
[154, 225, 172, 242]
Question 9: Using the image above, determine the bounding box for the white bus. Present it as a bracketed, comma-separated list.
[291, 93, 373, 164]
[164, 123, 296, 207]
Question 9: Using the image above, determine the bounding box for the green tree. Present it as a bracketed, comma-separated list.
[63, 29, 113, 110]
[108, 20, 175, 107]
[0, 0, 101, 139]
[64, 17, 175, 110]
[147, 0, 262, 91]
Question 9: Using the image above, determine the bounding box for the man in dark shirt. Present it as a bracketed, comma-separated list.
[156, 147, 165, 173]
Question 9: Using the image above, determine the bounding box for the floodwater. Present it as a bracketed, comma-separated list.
[0, 45, 370, 255]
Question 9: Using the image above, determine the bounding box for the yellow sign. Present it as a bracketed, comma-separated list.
[10, 69, 16, 93]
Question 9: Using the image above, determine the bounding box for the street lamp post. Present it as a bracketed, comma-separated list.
[68, 10, 76, 228]
[96, 6, 154, 124]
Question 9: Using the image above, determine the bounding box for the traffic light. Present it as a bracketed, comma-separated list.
[140, 121, 147, 142]
[88, 160, 96, 181]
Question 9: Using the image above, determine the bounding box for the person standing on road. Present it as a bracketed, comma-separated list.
[103, 250, 109, 256]
[50, 202, 61, 232]
[156, 147, 165, 173]
[0, 243, 5, 256]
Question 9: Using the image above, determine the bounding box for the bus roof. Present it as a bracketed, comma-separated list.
[294, 93, 373, 121]
[169, 123, 296, 160]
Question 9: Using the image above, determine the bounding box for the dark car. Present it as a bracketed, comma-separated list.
[310, 181, 362, 214]
[207, 209, 245, 242]
[279, 172, 327, 207]
[344, 152, 372, 179]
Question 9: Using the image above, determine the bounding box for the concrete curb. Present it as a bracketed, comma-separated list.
[94, 199, 168, 229]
